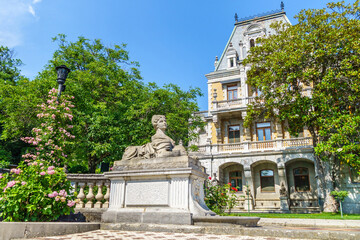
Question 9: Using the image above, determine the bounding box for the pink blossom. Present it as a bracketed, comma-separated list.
[51, 114, 56, 119]
[59, 189, 67, 197]
[48, 191, 58, 198]
[6, 181, 16, 188]
[48, 166, 55, 171]
[40, 172, 46, 176]
[47, 170, 55, 175]
[0, 174, 3, 179]
[21, 181, 26, 185]
[55, 196, 60, 201]
[10, 168, 21, 174]
[67, 200, 76, 207]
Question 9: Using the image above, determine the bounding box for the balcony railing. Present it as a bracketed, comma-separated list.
[191, 137, 313, 154]
[212, 97, 255, 111]
[212, 88, 313, 112]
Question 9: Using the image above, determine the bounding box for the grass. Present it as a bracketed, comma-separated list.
[226, 212, 360, 220]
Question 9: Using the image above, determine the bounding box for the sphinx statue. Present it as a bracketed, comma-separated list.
[122, 115, 186, 161]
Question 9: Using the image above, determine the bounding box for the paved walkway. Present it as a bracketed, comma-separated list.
[258, 218, 360, 228]
[31, 230, 291, 240]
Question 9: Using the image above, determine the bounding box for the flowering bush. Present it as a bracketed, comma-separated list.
[0, 160, 75, 221]
[204, 177, 238, 214]
[21, 88, 75, 167]
[0, 89, 77, 222]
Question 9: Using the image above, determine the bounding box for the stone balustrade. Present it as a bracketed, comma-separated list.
[212, 97, 256, 111]
[190, 137, 313, 154]
[211, 88, 312, 112]
[67, 174, 110, 209]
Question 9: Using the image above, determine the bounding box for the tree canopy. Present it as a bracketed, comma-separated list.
[243, 1, 360, 211]
[0, 35, 203, 172]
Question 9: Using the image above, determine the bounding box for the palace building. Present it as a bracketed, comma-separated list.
[190, 4, 360, 213]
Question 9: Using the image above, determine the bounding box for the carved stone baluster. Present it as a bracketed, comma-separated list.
[85, 182, 95, 208]
[76, 182, 86, 208]
[94, 181, 104, 208]
[103, 182, 110, 208]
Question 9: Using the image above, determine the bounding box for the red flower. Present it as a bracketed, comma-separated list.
[232, 187, 238, 192]
[228, 182, 231, 186]
[208, 176, 212, 180]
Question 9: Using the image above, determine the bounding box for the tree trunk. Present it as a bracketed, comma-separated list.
[317, 156, 337, 212]
[88, 155, 98, 173]
[310, 128, 337, 212]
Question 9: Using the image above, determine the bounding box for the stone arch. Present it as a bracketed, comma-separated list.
[250, 160, 279, 200]
[246, 24, 262, 32]
[285, 158, 318, 208]
[218, 162, 244, 190]
[250, 159, 278, 168]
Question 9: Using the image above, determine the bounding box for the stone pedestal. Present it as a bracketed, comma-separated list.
[102, 155, 214, 225]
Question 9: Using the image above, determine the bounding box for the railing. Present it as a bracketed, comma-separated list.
[212, 97, 260, 111]
[219, 142, 245, 152]
[282, 137, 313, 148]
[189, 137, 313, 154]
[212, 97, 255, 111]
[67, 174, 110, 209]
[211, 88, 313, 112]
[248, 140, 276, 150]
[217, 98, 243, 109]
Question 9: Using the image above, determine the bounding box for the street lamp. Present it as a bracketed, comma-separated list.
[55, 65, 70, 102]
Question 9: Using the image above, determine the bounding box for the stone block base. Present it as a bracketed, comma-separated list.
[102, 209, 192, 225]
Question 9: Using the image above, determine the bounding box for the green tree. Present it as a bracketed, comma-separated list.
[243, 1, 360, 212]
[0, 46, 22, 84]
[9, 35, 202, 173]
[0, 46, 32, 165]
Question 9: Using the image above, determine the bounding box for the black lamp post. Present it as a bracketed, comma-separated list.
[55, 65, 70, 102]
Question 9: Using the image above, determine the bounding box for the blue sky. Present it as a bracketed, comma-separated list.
[0, 0, 355, 110]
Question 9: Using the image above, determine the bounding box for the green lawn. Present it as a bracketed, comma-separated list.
[226, 212, 360, 220]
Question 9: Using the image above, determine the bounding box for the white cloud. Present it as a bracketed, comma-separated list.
[28, 5, 36, 17]
[0, 0, 42, 47]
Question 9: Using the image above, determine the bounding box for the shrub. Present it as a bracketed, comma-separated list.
[0, 146, 12, 168]
[21, 88, 75, 167]
[331, 190, 349, 218]
[204, 178, 238, 214]
[0, 89, 77, 222]
[0, 160, 76, 221]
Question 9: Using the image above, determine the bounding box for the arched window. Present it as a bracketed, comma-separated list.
[260, 169, 275, 192]
[250, 39, 255, 48]
[293, 167, 310, 192]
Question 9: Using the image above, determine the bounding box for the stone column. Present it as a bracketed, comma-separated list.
[278, 165, 290, 212]
[244, 167, 254, 211]
[213, 115, 222, 144]
[242, 112, 251, 142]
